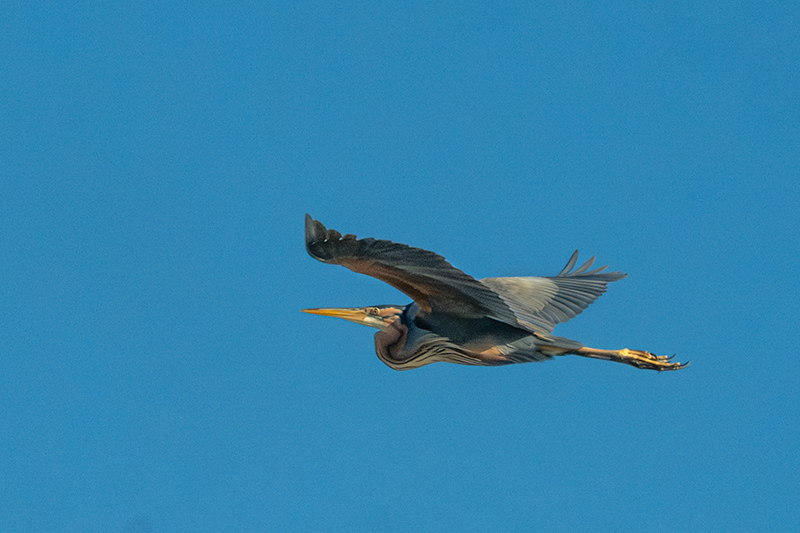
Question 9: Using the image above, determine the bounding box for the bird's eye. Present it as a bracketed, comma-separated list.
[366, 307, 380, 316]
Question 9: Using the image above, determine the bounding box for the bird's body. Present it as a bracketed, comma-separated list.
[303, 215, 686, 371]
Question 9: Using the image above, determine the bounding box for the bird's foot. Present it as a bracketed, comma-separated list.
[573, 346, 689, 371]
[617, 349, 688, 371]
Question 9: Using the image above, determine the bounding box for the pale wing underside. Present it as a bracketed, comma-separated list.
[480, 251, 627, 335]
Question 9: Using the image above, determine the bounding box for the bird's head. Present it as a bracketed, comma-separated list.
[301, 305, 405, 330]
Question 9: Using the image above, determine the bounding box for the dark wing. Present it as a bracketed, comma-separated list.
[480, 251, 627, 335]
[305, 214, 519, 323]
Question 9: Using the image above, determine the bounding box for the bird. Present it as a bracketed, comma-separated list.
[302, 214, 687, 372]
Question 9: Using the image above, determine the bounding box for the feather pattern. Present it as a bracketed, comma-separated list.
[480, 251, 627, 335]
[305, 214, 520, 324]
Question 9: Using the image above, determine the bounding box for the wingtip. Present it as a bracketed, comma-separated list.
[305, 213, 323, 241]
[557, 250, 580, 276]
[304, 214, 339, 262]
[305, 214, 320, 256]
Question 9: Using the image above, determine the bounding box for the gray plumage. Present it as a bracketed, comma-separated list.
[303, 215, 686, 372]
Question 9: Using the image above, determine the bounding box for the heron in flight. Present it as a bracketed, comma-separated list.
[302, 214, 686, 371]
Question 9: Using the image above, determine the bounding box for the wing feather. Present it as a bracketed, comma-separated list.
[480, 251, 627, 335]
[305, 214, 519, 323]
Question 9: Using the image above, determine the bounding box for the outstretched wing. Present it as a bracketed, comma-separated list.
[305, 214, 519, 323]
[480, 251, 627, 335]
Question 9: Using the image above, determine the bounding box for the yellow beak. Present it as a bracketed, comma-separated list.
[302, 307, 366, 320]
[301, 307, 387, 329]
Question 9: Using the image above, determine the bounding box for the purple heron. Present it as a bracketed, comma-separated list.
[303, 214, 686, 371]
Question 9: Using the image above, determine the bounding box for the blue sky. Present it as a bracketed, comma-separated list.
[2, 2, 798, 531]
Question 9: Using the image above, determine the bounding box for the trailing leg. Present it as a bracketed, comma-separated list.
[572, 346, 687, 371]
